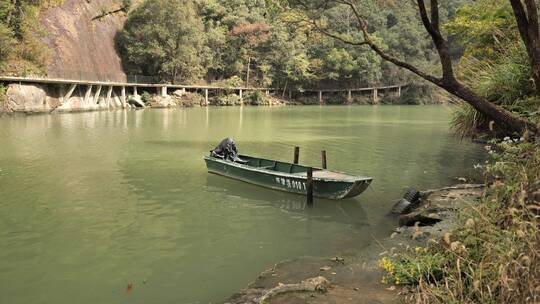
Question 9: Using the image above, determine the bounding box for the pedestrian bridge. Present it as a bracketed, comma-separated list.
[0, 75, 408, 107]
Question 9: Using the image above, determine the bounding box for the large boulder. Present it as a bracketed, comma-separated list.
[149, 95, 177, 108]
[5, 84, 60, 113]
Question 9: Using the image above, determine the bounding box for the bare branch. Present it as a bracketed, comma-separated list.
[316, 28, 369, 46]
[417, 0, 437, 37]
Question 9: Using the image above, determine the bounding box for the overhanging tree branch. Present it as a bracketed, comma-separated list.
[307, 0, 536, 135]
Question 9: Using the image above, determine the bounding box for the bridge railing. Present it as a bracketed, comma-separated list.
[2, 69, 412, 90]
[47, 70, 163, 84]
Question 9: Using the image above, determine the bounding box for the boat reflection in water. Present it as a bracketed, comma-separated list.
[205, 174, 369, 229]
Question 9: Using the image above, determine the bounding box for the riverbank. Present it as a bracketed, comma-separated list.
[391, 139, 540, 303]
[226, 184, 484, 304]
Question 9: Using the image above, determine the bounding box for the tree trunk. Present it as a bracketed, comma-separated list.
[245, 55, 251, 87]
[282, 79, 288, 98]
[445, 80, 532, 134]
[509, 0, 540, 97]
[172, 66, 177, 85]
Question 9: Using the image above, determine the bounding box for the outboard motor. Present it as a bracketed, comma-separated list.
[211, 138, 246, 163]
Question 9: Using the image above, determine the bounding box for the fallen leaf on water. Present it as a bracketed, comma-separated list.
[126, 283, 133, 292]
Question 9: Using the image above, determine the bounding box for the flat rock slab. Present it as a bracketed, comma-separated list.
[227, 254, 399, 304]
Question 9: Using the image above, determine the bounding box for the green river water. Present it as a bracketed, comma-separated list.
[0, 105, 484, 304]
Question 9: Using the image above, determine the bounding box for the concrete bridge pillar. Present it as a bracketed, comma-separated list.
[94, 85, 102, 105]
[347, 90, 352, 103]
[266, 90, 269, 96]
[373, 88, 379, 103]
[239, 89, 243, 104]
[121, 86, 126, 108]
[318, 91, 323, 104]
[106, 86, 113, 109]
[133, 86, 139, 96]
[84, 85, 93, 105]
[60, 84, 77, 105]
[160, 86, 168, 97]
[205, 89, 209, 105]
[398, 86, 402, 97]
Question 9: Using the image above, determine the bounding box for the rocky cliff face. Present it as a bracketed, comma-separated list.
[40, 0, 128, 82]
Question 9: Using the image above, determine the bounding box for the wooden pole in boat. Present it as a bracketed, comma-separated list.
[307, 167, 314, 206]
[294, 146, 300, 164]
[321, 150, 327, 169]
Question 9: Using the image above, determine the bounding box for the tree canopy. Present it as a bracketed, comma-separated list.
[117, 0, 467, 90]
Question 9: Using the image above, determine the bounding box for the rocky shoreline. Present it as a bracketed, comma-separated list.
[226, 184, 484, 304]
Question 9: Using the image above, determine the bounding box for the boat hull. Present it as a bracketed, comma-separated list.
[204, 156, 372, 200]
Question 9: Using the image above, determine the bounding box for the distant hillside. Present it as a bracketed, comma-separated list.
[39, 0, 131, 81]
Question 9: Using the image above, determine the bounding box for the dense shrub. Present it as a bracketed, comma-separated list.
[214, 93, 241, 106]
[214, 76, 244, 88]
[0, 2, 57, 75]
[180, 92, 205, 107]
[141, 91, 152, 104]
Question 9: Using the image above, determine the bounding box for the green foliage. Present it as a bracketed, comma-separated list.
[214, 76, 244, 88]
[444, 0, 518, 59]
[383, 140, 540, 303]
[118, 0, 467, 94]
[379, 250, 447, 286]
[0, 0, 59, 75]
[117, 0, 207, 83]
[446, 0, 539, 136]
[141, 91, 152, 104]
[214, 93, 242, 106]
[121, 0, 132, 13]
[474, 44, 533, 104]
[179, 92, 205, 107]
[245, 90, 265, 105]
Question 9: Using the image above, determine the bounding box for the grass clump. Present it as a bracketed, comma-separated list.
[381, 139, 540, 303]
[379, 250, 446, 286]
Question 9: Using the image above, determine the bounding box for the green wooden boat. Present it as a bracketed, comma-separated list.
[204, 154, 373, 200]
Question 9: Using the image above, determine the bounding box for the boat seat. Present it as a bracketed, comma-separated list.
[260, 161, 277, 170]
